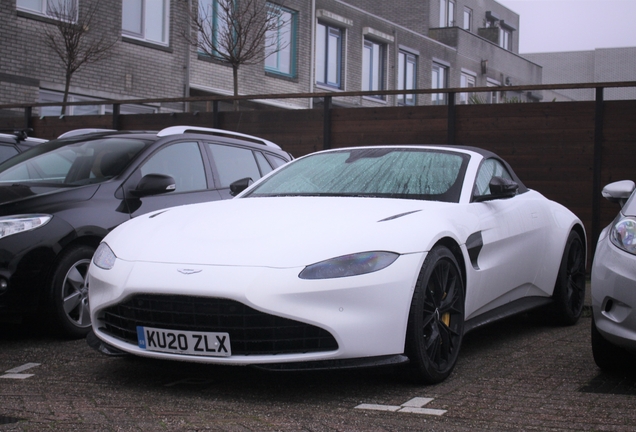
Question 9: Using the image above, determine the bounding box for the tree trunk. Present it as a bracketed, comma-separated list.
[61, 73, 72, 116]
[232, 65, 239, 111]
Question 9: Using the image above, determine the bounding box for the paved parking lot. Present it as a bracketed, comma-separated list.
[1, 310, 635, 431]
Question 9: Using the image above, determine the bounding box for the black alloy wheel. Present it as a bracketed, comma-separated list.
[405, 245, 465, 384]
[551, 230, 586, 326]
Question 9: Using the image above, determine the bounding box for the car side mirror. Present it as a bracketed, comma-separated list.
[602, 180, 635, 207]
[230, 177, 253, 196]
[130, 174, 176, 197]
[473, 176, 519, 202]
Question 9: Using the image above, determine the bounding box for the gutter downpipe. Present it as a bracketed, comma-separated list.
[184, 0, 192, 113]
[592, 86, 604, 260]
[309, 0, 315, 109]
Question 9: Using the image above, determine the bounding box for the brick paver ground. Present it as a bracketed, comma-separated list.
[1, 309, 635, 431]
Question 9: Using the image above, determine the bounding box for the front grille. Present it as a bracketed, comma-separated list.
[100, 294, 338, 355]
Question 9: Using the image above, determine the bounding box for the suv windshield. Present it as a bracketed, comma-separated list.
[245, 148, 469, 202]
[0, 137, 149, 187]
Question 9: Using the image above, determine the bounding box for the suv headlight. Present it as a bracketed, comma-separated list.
[610, 215, 636, 255]
[0, 214, 52, 239]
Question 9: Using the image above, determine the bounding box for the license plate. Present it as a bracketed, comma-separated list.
[137, 326, 231, 357]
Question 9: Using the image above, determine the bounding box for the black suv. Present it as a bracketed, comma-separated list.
[0, 126, 292, 337]
[0, 129, 47, 163]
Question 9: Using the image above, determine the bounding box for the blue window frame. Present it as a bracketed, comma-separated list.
[265, 5, 297, 77]
[198, 0, 232, 57]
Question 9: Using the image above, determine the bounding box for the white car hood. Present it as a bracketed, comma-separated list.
[105, 197, 459, 267]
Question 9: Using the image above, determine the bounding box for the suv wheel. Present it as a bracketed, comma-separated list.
[49, 245, 95, 338]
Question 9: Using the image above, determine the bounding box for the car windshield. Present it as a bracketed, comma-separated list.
[0, 137, 150, 187]
[245, 148, 469, 202]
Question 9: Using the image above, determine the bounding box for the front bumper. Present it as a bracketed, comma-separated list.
[591, 228, 636, 352]
[0, 216, 75, 318]
[88, 252, 424, 365]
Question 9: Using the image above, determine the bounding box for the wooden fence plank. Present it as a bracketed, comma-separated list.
[2, 99, 635, 265]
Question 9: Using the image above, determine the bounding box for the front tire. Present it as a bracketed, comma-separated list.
[551, 230, 586, 326]
[49, 245, 95, 339]
[405, 246, 465, 384]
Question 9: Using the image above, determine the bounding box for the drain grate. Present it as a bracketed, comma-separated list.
[0, 415, 24, 425]
[579, 373, 636, 396]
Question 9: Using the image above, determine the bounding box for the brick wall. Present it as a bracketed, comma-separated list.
[0, 0, 542, 112]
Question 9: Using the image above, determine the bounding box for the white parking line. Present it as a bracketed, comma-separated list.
[1, 363, 40, 379]
[355, 404, 401, 412]
[5, 363, 40, 374]
[355, 397, 447, 416]
[1, 373, 35, 380]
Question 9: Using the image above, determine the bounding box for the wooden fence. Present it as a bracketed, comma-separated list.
[1, 82, 636, 262]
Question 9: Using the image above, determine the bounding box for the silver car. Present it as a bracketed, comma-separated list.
[591, 180, 636, 370]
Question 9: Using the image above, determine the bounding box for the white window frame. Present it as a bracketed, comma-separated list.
[397, 50, 417, 106]
[362, 38, 386, 99]
[487, 79, 500, 104]
[439, 0, 455, 27]
[432, 62, 448, 105]
[463, 7, 472, 31]
[122, 0, 170, 46]
[17, 0, 78, 21]
[459, 72, 476, 104]
[499, 28, 512, 50]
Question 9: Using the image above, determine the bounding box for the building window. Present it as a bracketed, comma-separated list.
[463, 7, 472, 31]
[316, 22, 343, 88]
[439, 0, 455, 27]
[198, 0, 233, 57]
[398, 50, 416, 106]
[265, 5, 297, 77]
[459, 73, 476, 104]
[39, 90, 157, 116]
[362, 39, 386, 99]
[487, 80, 500, 104]
[499, 28, 512, 50]
[122, 0, 169, 45]
[17, 0, 78, 21]
[432, 63, 447, 105]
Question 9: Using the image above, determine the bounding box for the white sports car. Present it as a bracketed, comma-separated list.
[88, 146, 586, 383]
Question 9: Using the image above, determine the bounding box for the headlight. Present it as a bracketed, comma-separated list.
[299, 251, 399, 280]
[610, 216, 636, 255]
[93, 242, 117, 270]
[0, 214, 51, 239]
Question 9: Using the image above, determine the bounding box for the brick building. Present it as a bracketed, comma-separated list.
[0, 0, 542, 116]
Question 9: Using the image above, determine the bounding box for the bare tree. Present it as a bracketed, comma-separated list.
[43, 0, 117, 116]
[188, 0, 290, 110]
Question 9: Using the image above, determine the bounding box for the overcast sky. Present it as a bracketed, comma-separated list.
[497, 0, 636, 53]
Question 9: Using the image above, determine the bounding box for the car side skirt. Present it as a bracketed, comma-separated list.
[464, 296, 553, 334]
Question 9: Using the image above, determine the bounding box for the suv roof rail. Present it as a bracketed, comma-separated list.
[58, 129, 117, 139]
[0, 128, 34, 141]
[157, 126, 281, 149]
